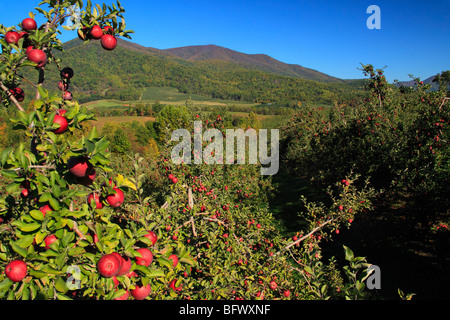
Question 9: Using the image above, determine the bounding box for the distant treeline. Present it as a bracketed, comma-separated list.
[91, 101, 301, 118]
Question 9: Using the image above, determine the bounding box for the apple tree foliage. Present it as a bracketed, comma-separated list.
[0, 0, 195, 300]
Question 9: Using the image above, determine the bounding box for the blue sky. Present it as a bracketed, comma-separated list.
[1, 0, 449, 82]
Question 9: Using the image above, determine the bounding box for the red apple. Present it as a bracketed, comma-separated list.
[60, 67, 74, 79]
[39, 204, 53, 217]
[97, 253, 121, 278]
[5, 260, 27, 282]
[5, 31, 20, 45]
[87, 192, 103, 209]
[143, 231, 157, 246]
[135, 248, 153, 266]
[116, 255, 132, 276]
[22, 18, 37, 31]
[27, 48, 47, 68]
[44, 234, 58, 250]
[57, 81, 68, 91]
[63, 91, 73, 101]
[67, 156, 93, 178]
[25, 45, 34, 54]
[110, 252, 124, 272]
[169, 279, 182, 292]
[130, 283, 151, 300]
[9, 88, 25, 102]
[77, 168, 96, 186]
[90, 25, 103, 39]
[106, 187, 124, 208]
[53, 114, 68, 134]
[100, 34, 117, 51]
[102, 25, 114, 34]
[269, 280, 277, 290]
[20, 188, 29, 198]
[283, 290, 290, 298]
[168, 254, 178, 268]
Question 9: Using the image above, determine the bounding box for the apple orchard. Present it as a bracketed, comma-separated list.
[3, 0, 447, 301]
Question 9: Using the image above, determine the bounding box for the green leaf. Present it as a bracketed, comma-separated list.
[343, 245, 354, 262]
[55, 277, 68, 293]
[14, 235, 35, 248]
[30, 209, 45, 221]
[28, 269, 48, 278]
[157, 257, 172, 269]
[11, 242, 28, 258]
[13, 221, 41, 232]
[304, 265, 313, 275]
[56, 293, 72, 300]
[37, 86, 48, 99]
[0, 278, 13, 291]
[179, 257, 195, 266]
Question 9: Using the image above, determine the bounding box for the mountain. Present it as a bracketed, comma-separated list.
[163, 44, 343, 83]
[34, 38, 366, 105]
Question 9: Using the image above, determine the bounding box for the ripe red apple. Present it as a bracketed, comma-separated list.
[269, 280, 277, 290]
[90, 25, 103, 39]
[135, 248, 153, 266]
[53, 114, 68, 134]
[5, 260, 27, 282]
[60, 67, 74, 79]
[87, 192, 103, 209]
[172, 177, 178, 184]
[22, 18, 37, 31]
[57, 81, 68, 91]
[5, 31, 20, 45]
[25, 45, 34, 54]
[77, 168, 96, 186]
[39, 204, 53, 217]
[97, 253, 121, 278]
[168, 254, 178, 268]
[9, 87, 25, 102]
[67, 156, 93, 178]
[169, 279, 182, 292]
[102, 25, 114, 34]
[44, 234, 58, 250]
[63, 91, 73, 101]
[110, 252, 124, 272]
[130, 283, 151, 300]
[143, 231, 157, 246]
[20, 188, 29, 198]
[106, 187, 124, 208]
[100, 34, 117, 51]
[116, 255, 132, 276]
[283, 290, 290, 298]
[27, 48, 47, 68]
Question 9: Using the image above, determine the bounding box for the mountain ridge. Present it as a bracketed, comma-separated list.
[163, 44, 344, 83]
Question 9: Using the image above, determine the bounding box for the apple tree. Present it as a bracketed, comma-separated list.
[0, 0, 194, 300]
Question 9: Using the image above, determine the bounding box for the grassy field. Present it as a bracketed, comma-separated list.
[83, 86, 297, 130]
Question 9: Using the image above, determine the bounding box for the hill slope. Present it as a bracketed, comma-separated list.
[34, 38, 366, 105]
[163, 44, 343, 83]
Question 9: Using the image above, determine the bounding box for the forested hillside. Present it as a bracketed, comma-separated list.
[21, 38, 368, 106]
